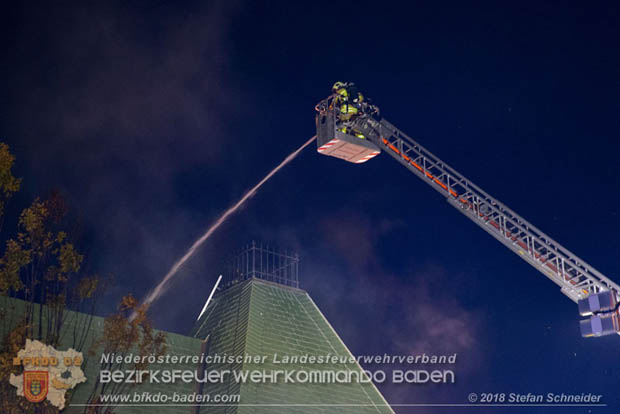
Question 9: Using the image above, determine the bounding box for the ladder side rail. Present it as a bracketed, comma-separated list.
[372, 118, 620, 301]
[449, 192, 606, 301]
[378, 129, 596, 301]
[379, 120, 579, 257]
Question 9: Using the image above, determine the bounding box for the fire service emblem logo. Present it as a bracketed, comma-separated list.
[10, 339, 86, 409]
[23, 371, 49, 403]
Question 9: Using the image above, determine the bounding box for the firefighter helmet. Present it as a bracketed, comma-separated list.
[332, 81, 346, 91]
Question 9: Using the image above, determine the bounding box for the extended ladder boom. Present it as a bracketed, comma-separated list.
[315, 92, 619, 337]
[363, 117, 619, 303]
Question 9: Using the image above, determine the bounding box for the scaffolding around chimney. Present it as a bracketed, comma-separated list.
[222, 241, 299, 289]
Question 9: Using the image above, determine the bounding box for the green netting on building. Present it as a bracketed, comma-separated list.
[192, 278, 393, 414]
[2, 277, 393, 414]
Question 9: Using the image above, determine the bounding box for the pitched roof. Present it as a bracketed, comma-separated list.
[192, 278, 393, 414]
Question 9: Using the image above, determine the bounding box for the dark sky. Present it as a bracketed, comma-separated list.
[2, 1, 619, 412]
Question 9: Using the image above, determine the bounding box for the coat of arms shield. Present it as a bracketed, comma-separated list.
[24, 371, 48, 403]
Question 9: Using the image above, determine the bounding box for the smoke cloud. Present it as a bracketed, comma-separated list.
[2, 1, 247, 315]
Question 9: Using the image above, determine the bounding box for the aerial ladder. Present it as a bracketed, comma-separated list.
[315, 90, 620, 338]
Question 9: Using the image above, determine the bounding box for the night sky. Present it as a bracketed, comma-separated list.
[2, 1, 619, 412]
